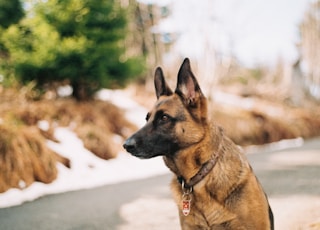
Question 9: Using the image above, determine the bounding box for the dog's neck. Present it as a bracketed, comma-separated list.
[177, 152, 219, 189]
[163, 125, 223, 189]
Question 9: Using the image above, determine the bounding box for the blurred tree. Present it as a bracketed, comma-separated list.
[1, 0, 145, 100]
[299, 0, 320, 101]
[0, 0, 24, 28]
[125, 1, 170, 79]
[0, 0, 24, 86]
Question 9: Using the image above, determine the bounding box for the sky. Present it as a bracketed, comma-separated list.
[139, 0, 311, 67]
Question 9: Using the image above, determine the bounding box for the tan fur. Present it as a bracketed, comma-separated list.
[165, 127, 271, 229]
[123, 58, 273, 229]
[162, 93, 271, 228]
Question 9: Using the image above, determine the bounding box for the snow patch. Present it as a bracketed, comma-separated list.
[0, 90, 168, 208]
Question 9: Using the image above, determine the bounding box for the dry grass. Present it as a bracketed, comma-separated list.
[212, 98, 320, 146]
[57, 100, 136, 158]
[7, 98, 137, 159]
[0, 125, 62, 192]
[0, 86, 137, 192]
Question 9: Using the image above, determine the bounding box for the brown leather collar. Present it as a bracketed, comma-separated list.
[178, 153, 219, 189]
[177, 129, 224, 190]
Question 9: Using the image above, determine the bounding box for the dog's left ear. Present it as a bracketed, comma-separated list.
[175, 58, 203, 106]
[154, 67, 173, 99]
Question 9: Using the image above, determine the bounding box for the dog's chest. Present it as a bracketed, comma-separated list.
[175, 184, 237, 228]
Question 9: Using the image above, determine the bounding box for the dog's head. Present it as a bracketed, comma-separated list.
[123, 58, 208, 159]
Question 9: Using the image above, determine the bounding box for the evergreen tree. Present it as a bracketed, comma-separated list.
[0, 0, 24, 86]
[0, 0, 24, 28]
[1, 0, 145, 100]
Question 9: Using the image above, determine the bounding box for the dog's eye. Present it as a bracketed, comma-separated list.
[154, 111, 172, 124]
[161, 114, 169, 122]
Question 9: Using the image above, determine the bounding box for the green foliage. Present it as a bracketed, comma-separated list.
[0, 0, 24, 28]
[1, 0, 145, 100]
[2, 17, 60, 81]
[0, 0, 24, 85]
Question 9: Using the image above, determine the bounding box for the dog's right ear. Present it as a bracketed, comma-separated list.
[154, 67, 173, 99]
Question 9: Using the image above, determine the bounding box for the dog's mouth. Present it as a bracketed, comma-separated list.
[130, 152, 154, 159]
[124, 149, 158, 159]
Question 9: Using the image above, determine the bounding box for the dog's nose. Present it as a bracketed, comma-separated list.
[123, 137, 137, 152]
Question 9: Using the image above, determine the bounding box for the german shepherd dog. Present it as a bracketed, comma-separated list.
[123, 58, 274, 229]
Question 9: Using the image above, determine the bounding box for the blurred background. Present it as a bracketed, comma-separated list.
[0, 0, 320, 227]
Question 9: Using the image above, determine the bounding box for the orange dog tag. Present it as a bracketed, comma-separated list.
[182, 195, 191, 216]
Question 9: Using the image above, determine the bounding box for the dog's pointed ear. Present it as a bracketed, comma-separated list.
[175, 58, 203, 106]
[154, 67, 173, 99]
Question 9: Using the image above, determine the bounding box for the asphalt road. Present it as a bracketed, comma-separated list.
[0, 174, 173, 230]
[0, 138, 320, 230]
